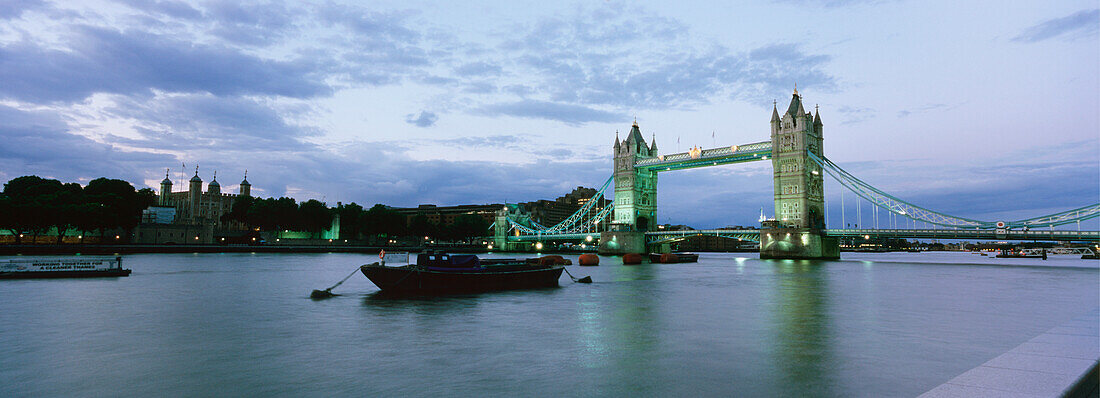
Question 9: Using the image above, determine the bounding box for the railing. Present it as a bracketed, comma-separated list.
[635, 141, 772, 170]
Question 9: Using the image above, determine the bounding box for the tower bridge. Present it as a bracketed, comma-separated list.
[493, 89, 1100, 258]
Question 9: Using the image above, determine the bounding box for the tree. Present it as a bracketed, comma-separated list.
[298, 199, 332, 239]
[361, 204, 405, 238]
[408, 214, 438, 240]
[449, 214, 491, 242]
[336, 202, 364, 240]
[3, 176, 65, 242]
[85, 178, 144, 237]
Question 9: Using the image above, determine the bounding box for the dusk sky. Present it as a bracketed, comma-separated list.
[1, 0, 1097, 228]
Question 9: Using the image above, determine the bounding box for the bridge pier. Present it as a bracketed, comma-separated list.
[598, 231, 646, 256]
[759, 227, 839, 260]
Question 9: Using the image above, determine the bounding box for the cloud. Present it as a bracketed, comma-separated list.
[405, 111, 438, 127]
[117, 0, 203, 20]
[494, 7, 835, 112]
[205, 1, 299, 46]
[454, 61, 503, 77]
[0, 105, 174, 185]
[0, 0, 45, 19]
[1012, 9, 1099, 43]
[479, 100, 623, 125]
[0, 25, 330, 103]
[438, 135, 524, 148]
[105, 93, 318, 152]
[772, 0, 893, 7]
[835, 105, 875, 124]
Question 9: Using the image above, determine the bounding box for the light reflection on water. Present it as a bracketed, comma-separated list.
[0, 251, 1096, 397]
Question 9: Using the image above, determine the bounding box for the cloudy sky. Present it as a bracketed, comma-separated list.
[1, 0, 1097, 228]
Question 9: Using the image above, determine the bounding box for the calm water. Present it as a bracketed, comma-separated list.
[1, 252, 1097, 397]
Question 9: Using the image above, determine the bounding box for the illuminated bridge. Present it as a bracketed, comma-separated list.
[491, 89, 1099, 256]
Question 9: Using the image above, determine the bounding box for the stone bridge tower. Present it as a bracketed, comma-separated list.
[612, 121, 658, 232]
[601, 121, 658, 255]
[761, 88, 838, 259]
[771, 88, 825, 229]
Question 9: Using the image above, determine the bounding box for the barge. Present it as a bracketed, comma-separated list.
[360, 252, 563, 294]
[0, 257, 131, 279]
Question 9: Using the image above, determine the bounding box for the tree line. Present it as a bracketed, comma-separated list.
[0, 175, 492, 244]
[0, 176, 156, 243]
[225, 198, 491, 242]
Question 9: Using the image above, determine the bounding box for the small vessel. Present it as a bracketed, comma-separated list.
[648, 253, 700, 263]
[995, 249, 1046, 259]
[0, 257, 131, 279]
[360, 252, 564, 294]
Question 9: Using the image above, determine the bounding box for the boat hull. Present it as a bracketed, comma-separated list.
[0, 269, 132, 279]
[360, 264, 563, 294]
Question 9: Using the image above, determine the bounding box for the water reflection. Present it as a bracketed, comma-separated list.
[767, 259, 834, 396]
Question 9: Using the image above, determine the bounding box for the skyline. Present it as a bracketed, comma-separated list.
[1, 1, 1097, 228]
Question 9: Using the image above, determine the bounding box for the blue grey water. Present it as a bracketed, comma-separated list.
[1, 252, 1096, 397]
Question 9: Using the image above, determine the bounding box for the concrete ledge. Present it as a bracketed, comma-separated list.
[921, 308, 1100, 397]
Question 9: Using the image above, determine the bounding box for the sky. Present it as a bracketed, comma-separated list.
[0, 0, 1097, 229]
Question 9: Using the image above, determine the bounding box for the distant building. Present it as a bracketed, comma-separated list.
[393, 204, 501, 227]
[392, 186, 609, 229]
[520, 186, 609, 227]
[157, 167, 250, 226]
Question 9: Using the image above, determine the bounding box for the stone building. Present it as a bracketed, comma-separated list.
[157, 167, 251, 226]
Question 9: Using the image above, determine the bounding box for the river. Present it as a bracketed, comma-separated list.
[1, 251, 1096, 397]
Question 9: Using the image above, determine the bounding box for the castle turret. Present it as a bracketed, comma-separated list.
[239, 171, 251, 197]
[159, 168, 172, 206]
[207, 171, 221, 195]
[189, 166, 202, 220]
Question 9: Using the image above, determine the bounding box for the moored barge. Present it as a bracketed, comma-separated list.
[0, 257, 131, 279]
[360, 252, 563, 294]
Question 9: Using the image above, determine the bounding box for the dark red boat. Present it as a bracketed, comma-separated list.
[360, 253, 564, 294]
[647, 252, 700, 264]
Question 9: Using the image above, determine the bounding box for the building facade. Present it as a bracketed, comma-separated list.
[613, 121, 658, 231]
[157, 168, 251, 226]
[770, 88, 825, 229]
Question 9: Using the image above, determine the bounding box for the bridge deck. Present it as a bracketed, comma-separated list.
[634, 141, 772, 172]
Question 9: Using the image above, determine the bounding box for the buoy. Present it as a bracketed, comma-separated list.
[622, 253, 643, 265]
[659, 253, 678, 263]
[578, 254, 599, 266]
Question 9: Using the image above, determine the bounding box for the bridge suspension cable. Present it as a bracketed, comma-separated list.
[504, 174, 616, 236]
[808, 151, 1100, 229]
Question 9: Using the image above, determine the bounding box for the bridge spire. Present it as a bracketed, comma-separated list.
[814, 104, 822, 126]
[771, 100, 780, 123]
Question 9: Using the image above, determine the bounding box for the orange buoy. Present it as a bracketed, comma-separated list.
[622, 253, 644, 265]
[578, 254, 599, 266]
[659, 253, 678, 264]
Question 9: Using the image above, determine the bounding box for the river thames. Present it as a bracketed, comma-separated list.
[1, 252, 1096, 397]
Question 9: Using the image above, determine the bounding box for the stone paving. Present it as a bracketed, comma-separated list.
[921, 308, 1100, 397]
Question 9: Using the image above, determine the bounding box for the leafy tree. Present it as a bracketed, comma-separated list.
[298, 199, 332, 239]
[336, 202, 364, 240]
[408, 214, 438, 240]
[361, 204, 405, 238]
[85, 178, 144, 236]
[449, 214, 491, 241]
[3, 176, 65, 241]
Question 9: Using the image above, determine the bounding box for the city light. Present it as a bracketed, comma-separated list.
[586, 235, 593, 242]
[535, 242, 543, 250]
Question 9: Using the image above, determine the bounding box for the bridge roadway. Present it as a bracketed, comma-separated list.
[507, 229, 1100, 243]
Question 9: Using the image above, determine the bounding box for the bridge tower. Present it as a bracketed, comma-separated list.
[760, 88, 839, 259]
[600, 122, 658, 255]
